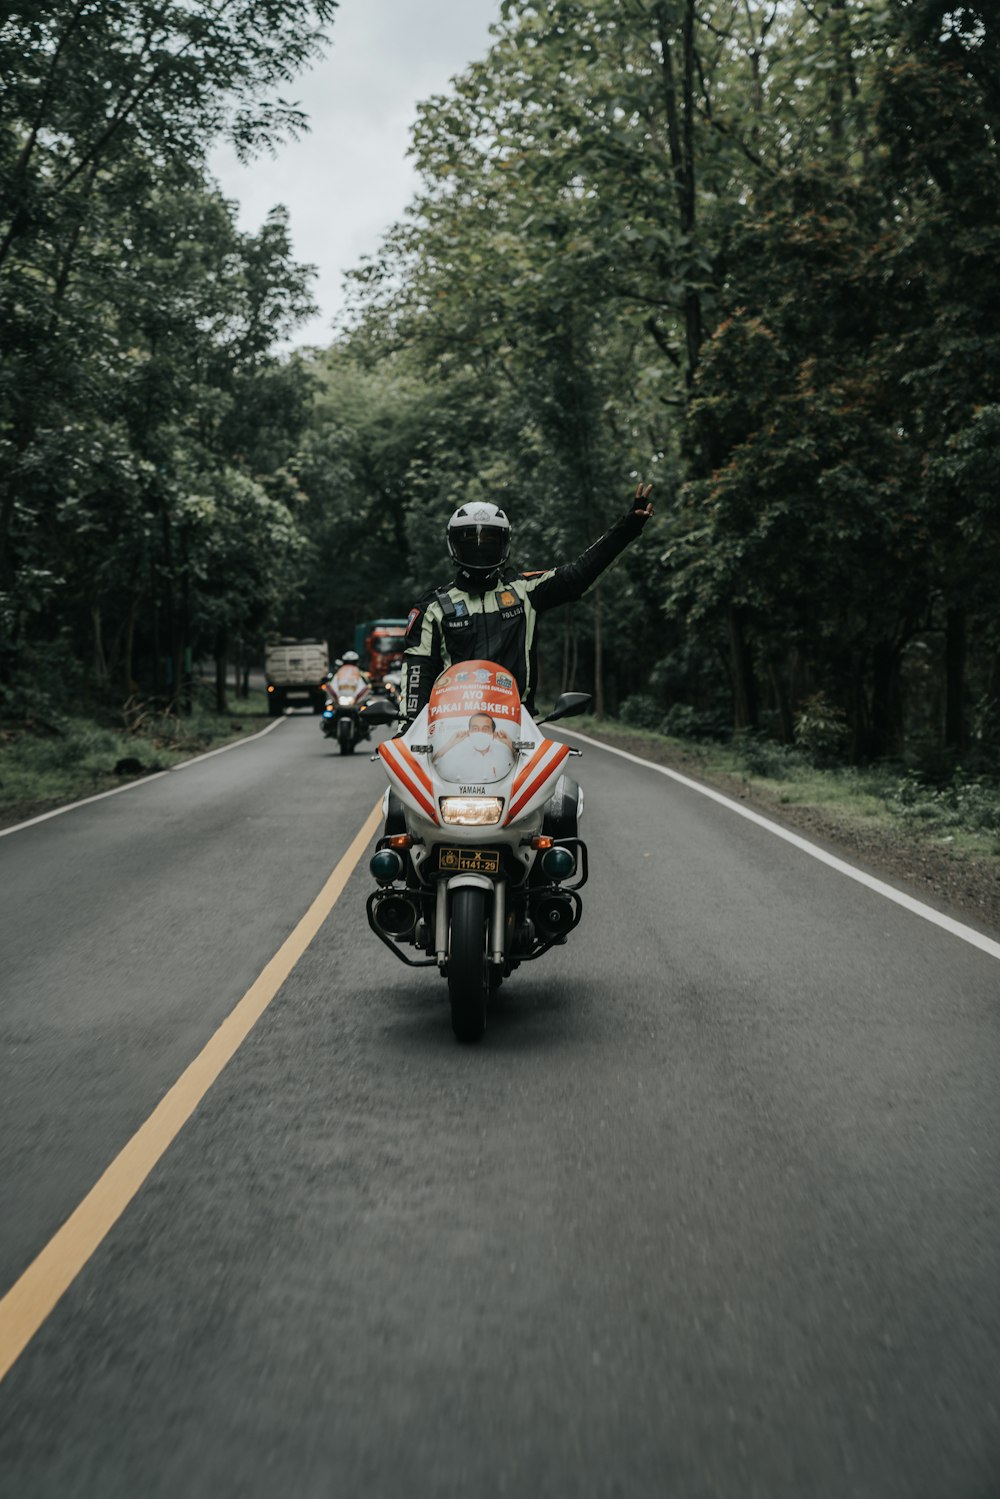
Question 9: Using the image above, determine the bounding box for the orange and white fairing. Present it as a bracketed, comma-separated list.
[377, 660, 570, 833]
[331, 664, 367, 698]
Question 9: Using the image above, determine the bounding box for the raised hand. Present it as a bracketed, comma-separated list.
[633, 482, 653, 520]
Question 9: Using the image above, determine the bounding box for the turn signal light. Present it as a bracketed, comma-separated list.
[388, 834, 413, 850]
[530, 835, 554, 850]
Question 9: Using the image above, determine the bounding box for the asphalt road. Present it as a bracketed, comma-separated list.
[1, 713, 998, 1498]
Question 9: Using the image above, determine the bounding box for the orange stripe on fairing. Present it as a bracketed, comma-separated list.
[511, 738, 554, 798]
[505, 743, 569, 824]
[379, 743, 438, 824]
[389, 761, 438, 824]
[396, 740, 434, 797]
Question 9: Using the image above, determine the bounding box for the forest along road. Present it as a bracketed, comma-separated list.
[1, 714, 998, 1499]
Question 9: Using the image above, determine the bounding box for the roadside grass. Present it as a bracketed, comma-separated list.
[566, 716, 1000, 861]
[0, 688, 272, 821]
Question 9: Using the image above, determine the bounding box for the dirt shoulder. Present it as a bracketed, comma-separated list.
[573, 724, 1000, 940]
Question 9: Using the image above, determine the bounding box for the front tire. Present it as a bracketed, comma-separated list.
[448, 886, 489, 1043]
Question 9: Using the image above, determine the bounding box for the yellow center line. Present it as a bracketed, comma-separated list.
[0, 800, 384, 1386]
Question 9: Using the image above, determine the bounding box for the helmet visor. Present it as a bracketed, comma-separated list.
[449, 524, 509, 573]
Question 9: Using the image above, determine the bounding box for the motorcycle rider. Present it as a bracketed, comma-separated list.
[323, 650, 373, 745]
[398, 484, 654, 728]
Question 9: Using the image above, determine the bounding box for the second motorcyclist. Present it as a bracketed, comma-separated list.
[322, 650, 374, 753]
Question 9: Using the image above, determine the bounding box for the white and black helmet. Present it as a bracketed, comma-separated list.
[341, 650, 360, 665]
[447, 502, 511, 575]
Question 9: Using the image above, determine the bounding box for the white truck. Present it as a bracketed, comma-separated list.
[264, 638, 329, 716]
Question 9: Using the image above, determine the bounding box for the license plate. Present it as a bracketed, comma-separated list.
[287, 691, 310, 699]
[437, 847, 500, 875]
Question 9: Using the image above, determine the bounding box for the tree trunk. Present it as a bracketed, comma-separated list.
[655, 0, 701, 389]
[768, 659, 795, 743]
[151, 593, 162, 699]
[870, 641, 903, 760]
[944, 605, 966, 749]
[605, 665, 619, 718]
[172, 640, 184, 714]
[848, 649, 868, 762]
[91, 604, 108, 688]
[160, 504, 178, 708]
[593, 585, 604, 719]
[178, 531, 192, 715]
[234, 637, 250, 698]
[728, 606, 757, 729]
[215, 632, 228, 715]
[827, 0, 861, 152]
[123, 595, 139, 696]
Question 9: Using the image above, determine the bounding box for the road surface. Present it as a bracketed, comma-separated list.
[1, 714, 998, 1497]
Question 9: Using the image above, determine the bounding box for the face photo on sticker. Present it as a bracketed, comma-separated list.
[468, 712, 500, 751]
[431, 711, 515, 783]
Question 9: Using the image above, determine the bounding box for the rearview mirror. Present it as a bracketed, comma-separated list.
[537, 692, 592, 725]
[362, 697, 399, 724]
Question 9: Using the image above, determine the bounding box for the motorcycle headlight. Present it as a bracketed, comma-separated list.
[338, 694, 354, 707]
[439, 796, 504, 826]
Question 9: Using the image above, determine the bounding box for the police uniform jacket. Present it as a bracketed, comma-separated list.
[399, 506, 647, 724]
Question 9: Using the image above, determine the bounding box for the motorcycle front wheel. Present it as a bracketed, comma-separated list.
[448, 886, 489, 1043]
[337, 720, 355, 755]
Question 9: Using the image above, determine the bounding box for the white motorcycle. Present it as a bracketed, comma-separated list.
[365, 659, 590, 1042]
[320, 669, 373, 756]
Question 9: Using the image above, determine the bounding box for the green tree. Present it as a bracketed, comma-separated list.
[0, 3, 329, 706]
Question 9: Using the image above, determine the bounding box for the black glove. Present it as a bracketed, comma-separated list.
[621, 506, 650, 536]
[624, 483, 653, 532]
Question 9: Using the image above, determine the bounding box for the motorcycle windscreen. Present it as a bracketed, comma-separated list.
[426, 660, 520, 786]
[332, 666, 364, 694]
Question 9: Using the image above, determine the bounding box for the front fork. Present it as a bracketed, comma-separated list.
[435, 874, 505, 973]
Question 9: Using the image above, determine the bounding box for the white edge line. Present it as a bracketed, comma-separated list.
[0, 716, 287, 839]
[560, 726, 1000, 964]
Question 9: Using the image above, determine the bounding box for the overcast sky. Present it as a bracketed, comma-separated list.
[208, 0, 502, 348]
